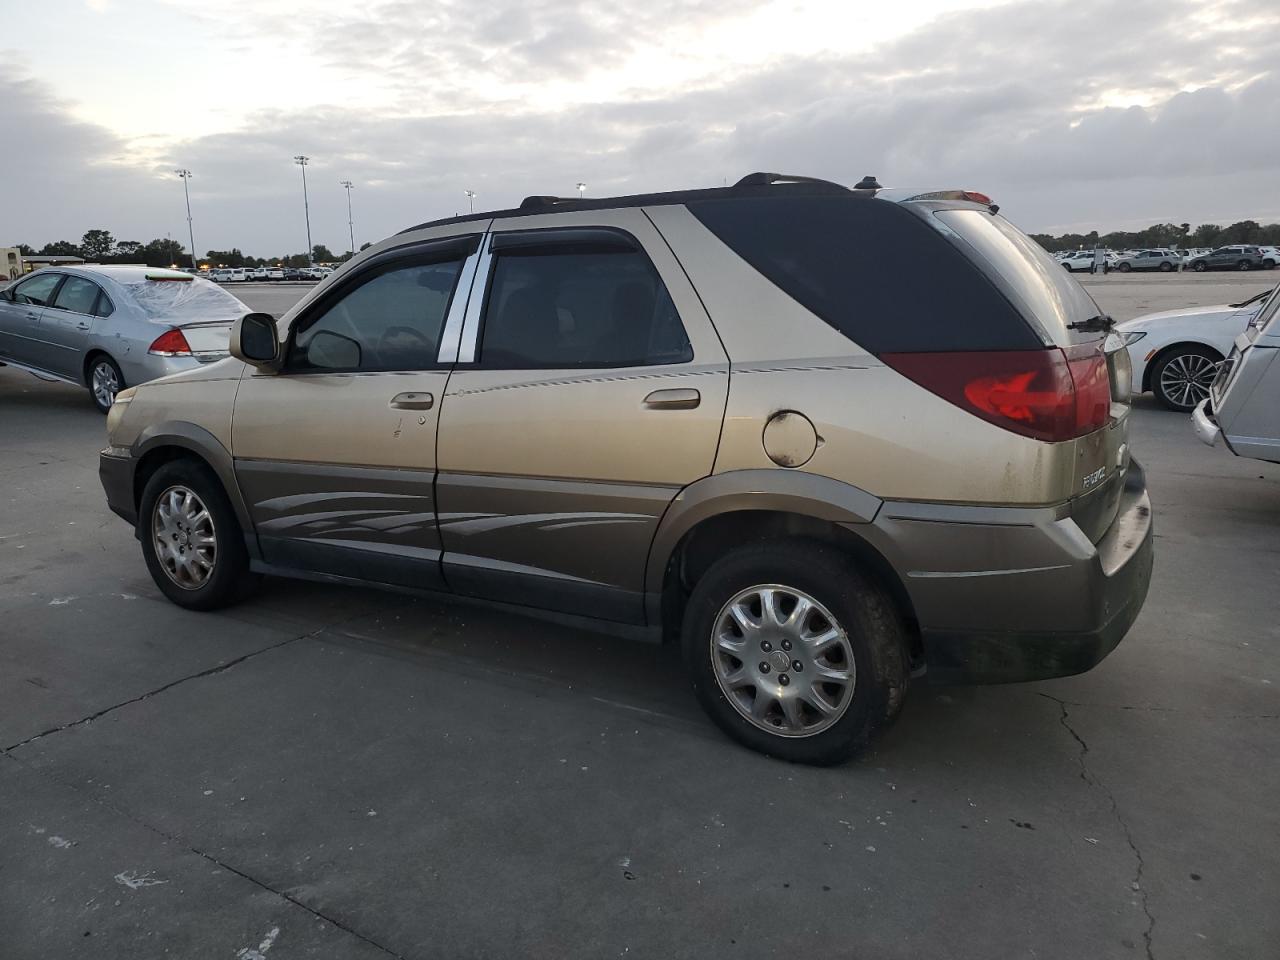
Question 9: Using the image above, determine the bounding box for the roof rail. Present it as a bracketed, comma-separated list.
[732, 172, 849, 190]
[518, 195, 576, 211]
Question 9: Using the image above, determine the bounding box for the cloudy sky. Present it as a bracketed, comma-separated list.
[3, 0, 1279, 257]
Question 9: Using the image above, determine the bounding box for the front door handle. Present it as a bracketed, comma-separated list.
[390, 391, 434, 410]
[76, 321, 91, 330]
[643, 388, 700, 410]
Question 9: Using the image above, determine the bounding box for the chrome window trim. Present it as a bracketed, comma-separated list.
[436, 245, 483, 365]
[456, 233, 495, 364]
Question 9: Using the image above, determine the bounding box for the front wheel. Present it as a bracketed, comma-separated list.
[1118, 262, 1132, 273]
[88, 355, 124, 413]
[139, 460, 259, 610]
[1193, 261, 1208, 272]
[682, 540, 909, 765]
[1152, 346, 1221, 412]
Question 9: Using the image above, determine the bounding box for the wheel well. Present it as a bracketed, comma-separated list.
[1141, 342, 1224, 393]
[659, 509, 922, 664]
[132, 446, 214, 512]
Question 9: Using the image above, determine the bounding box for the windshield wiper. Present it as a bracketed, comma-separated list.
[1066, 314, 1115, 333]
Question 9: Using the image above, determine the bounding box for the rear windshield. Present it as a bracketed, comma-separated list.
[935, 209, 1102, 343]
[124, 277, 247, 322]
[687, 196, 1043, 353]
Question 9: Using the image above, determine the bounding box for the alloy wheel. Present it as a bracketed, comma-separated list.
[1159, 353, 1219, 409]
[710, 584, 856, 738]
[91, 361, 119, 408]
[152, 485, 218, 589]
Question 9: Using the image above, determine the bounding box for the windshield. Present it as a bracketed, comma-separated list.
[936, 209, 1103, 344]
[124, 277, 247, 322]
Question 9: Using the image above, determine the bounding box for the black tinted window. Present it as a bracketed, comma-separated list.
[12, 273, 62, 306]
[290, 259, 463, 372]
[52, 276, 102, 314]
[480, 245, 692, 368]
[688, 196, 1042, 353]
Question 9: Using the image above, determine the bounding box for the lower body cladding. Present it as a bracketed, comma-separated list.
[861, 461, 1154, 684]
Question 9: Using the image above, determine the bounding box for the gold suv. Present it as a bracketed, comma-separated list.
[100, 173, 1153, 763]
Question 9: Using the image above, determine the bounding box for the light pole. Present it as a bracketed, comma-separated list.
[174, 169, 197, 270]
[464, 189, 476, 214]
[576, 182, 586, 200]
[340, 180, 355, 256]
[294, 155, 313, 266]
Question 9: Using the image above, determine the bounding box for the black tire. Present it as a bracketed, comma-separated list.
[1061, 262, 1072, 271]
[1159, 261, 1174, 272]
[1193, 261, 1207, 272]
[1118, 262, 1131, 273]
[681, 539, 909, 765]
[1238, 260, 1251, 271]
[139, 459, 260, 610]
[87, 354, 124, 414]
[1150, 345, 1222, 413]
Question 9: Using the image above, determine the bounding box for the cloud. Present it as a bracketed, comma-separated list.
[3, 0, 1279, 253]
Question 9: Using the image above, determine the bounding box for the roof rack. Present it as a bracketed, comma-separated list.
[732, 172, 848, 190]
[406, 173, 871, 235]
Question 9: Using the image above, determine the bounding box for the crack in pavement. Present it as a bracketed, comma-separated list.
[1040, 692, 1157, 960]
[1, 751, 406, 960]
[2, 611, 369, 754]
[1044, 698, 1278, 721]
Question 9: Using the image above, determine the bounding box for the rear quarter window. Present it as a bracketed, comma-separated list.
[686, 196, 1043, 353]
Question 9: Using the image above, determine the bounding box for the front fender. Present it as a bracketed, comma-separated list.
[132, 421, 256, 549]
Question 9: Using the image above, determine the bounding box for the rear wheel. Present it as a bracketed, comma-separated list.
[1151, 345, 1221, 412]
[1159, 261, 1174, 272]
[1238, 260, 1251, 271]
[682, 539, 908, 765]
[139, 460, 259, 610]
[88, 355, 124, 413]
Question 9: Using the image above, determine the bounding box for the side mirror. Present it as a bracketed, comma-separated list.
[0, 287, 14, 302]
[230, 312, 280, 368]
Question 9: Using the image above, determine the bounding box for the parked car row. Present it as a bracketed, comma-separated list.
[1056, 245, 1276, 273]
[207, 266, 333, 283]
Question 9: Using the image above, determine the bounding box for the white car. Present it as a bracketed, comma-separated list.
[265, 267, 284, 281]
[1061, 250, 1118, 272]
[1116, 287, 1273, 411]
[1259, 246, 1279, 269]
[1194, 290, 1280, 462]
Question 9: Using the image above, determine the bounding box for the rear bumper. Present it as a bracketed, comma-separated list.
[99, 450, 137, 526]
[860, 461, 1154, 684]
[1192, 398, 1222, 448]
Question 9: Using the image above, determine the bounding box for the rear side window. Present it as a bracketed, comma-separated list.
[479, 239, 692, 368]
[688, 196, 1042, 353]
[52, 276, 102, 315]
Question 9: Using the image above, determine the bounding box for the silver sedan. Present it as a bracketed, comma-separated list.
[0, 265, 250, 411]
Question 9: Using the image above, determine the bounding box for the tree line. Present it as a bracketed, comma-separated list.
[1028, 220, 1280, 253]
[11, 230, 373, 268]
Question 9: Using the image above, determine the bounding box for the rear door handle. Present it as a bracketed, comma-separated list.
[390, 391, 434, 410]
[643, 388, 700, 410]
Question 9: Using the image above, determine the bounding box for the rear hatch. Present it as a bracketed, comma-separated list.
[920, 204, 1132, 542]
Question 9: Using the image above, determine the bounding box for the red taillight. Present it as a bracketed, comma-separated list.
[961, 190, 993, 205]
[147, 328, 192, 356]
[882, 347, 1111, 442]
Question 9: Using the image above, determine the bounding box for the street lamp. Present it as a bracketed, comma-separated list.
[576, 182, 586, 200]
[174, 169, 197, 270]
[464, 189, 476, 214]
[340, 180, 355, 256]
[294, 155, 313, 266]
